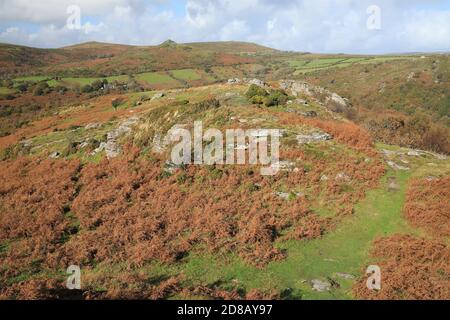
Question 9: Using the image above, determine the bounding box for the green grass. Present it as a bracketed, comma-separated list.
[170, 69, 202, 81]
[135, 72, 176, 85]
[13, 75, 50, 83]
[151, 168, 419, 299]
[0, 87, 14, 94]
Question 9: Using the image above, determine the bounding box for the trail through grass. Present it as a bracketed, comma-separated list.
[177, 169, 416, 299]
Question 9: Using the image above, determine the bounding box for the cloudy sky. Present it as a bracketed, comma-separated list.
[0, 0, 449, 54]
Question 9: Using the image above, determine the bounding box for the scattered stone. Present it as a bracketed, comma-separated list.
[327, 92, 347, 108]
[320, 175, 329, 182]
[407, 72, 416, 82]
[381, 149, 398, 157]
[275, 192, 290, 200]
[270, 160, 296, 172]
[49, 151, 60, 159]
[227, 78, 241, 85]
[407, 150, 422, 156]
[151, 92, 165, 100]
[300, 111, 317, 118]
[91, 116, 139, 158]
[247, 78, 266, 87]
[85, 123, 101, 130]
[335, 273, 355, 280]
[387, 177, 400, 191]
[280, 80, 348, 110]
[20, 139, 33, 147]
[274, 191, 303, 200]
[335, 172, 351, 182]
[296, 132, 332, 144]
[311, 279, 331, 292]
[386, 160, 410, 171]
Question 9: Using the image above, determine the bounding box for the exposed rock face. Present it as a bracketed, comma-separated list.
[151, 92, 165, 101]
[274, 191, 303, 200]
[92, 116, 139, 158]
[227, 78, 267, 87]
[386, 160, 410, 171]
[247, 78, 266, 87]
[85, 123, 101, 130]
[279, 80, 349, 110]
[296, 132, 332, 144]
[335, 172, 351, 182]
[227, 78, 242, 85]
[335, 273, 355, 280]
[311, 279, 331, 292]
[49, 151, 60, 159]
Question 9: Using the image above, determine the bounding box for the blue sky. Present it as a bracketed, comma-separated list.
[0, 0, 449, 54]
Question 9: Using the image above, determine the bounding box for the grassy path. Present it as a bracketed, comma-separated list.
[178, 169, 417, 299]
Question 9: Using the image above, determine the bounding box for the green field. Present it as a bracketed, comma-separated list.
[0, 87, 14, 94]
[289, 56, 415, 75]
[13, 75, 50, 83]
[171, 69, 202, 81]
[135, 72, 176, 85]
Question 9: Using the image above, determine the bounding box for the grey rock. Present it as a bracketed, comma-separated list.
[335, 172, 351, 182]
[386, 160, 410, 171]
[151, 92, 165, 100]
[247, 78, 266, 87]
[85, 123, 101, 130]
[49, 151, 61, 159]
[335, 273, 355, 280]
[297, 132, 332, 144]
[311, 279, 331, 292]
[227, 78, 242, 85]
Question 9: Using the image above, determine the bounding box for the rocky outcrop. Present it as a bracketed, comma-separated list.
[296, 132, 332, 144]
[92, 116, 139, 158]
[279, 80, 349, 111]
[227, 78, 267, 87]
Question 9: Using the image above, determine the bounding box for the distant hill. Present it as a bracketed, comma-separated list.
[0, 40, 277, 77]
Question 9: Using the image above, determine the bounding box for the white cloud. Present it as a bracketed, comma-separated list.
[0, 0, 449, 53]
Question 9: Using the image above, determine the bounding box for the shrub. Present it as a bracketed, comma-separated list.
[17, 83, 29, 93]
[112, 97, 123, 109]
[81, 84, 94, 93]
[421, 125, 450, 154]
[33, 82, 50, 96]
[91, 79, 108, 91]
[264, 90, 288, 107]
[245, 84, 268, 99]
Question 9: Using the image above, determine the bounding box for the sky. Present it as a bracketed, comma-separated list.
[0, 0, 449, 54]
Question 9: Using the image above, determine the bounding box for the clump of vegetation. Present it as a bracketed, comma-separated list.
[263, 89, 289, 107]
[111, 97, 124, 109]
[33, 82, 51, 96]
[245, 84, 289, 107]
